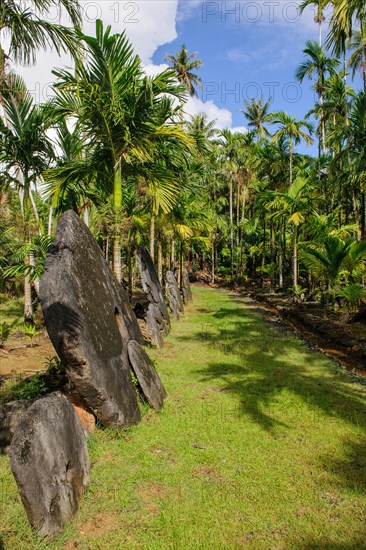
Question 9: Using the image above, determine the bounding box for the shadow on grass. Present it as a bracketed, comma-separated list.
[299, 537, 366, 549]
[180, 297, 366, 495]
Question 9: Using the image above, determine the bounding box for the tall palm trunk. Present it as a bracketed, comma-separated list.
[29, 187, 43, 235]
[239, 190, 246, 274]
[157, 234, 163, 285]
[127, 246, 133, 298]
[179, 241, 184, 289]
[150, 214, 155, 262]
[229, 171, 234, 280]
[293, 225, 298, 293]
[48, 205, 53, 237]
[236, 175, 240, 246]
[289, 138, 293, 184]
[24, 269, 33, 324]
[211, 242, 215, 284]
[319, 18, 322, 47]
[83, 206, 89, 227]
[262, 216, 266, 269]
[171, 238, 176, 268]
[319, 89, 326, 156]
[279, 246, 284, 288]
[113, 162, 122, 282]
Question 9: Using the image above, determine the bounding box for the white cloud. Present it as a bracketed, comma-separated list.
[231, 126, 248, 134]
[143, 63, 169, 76]
[14, 0, 179, 102]
[183, 95, 233, 129]
[9, 0, 248, 133]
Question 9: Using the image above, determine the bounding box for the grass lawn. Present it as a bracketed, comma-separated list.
[1, 286, 366, 549]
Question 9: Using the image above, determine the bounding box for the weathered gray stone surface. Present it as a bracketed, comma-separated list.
[0, 399, 36, 454]
[182, 267, 193, 305]
[128, 340, 166, 410]
[137, 247, 170, 347]
[165, 270, 184, 320]
[10, 393, 90, 539]
[40, 210, 141, 427]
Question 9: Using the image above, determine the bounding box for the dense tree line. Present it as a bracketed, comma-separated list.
[0, 0, 365, 323]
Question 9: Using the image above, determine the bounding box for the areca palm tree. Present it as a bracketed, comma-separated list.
[269, 111, 313, 184]
[186, 113, 217, 157]
[301, 235, 363, 313]
[348, 27, 366, 93]
[296, 41, 339, 164]
[51, 21, 192, 282]
[241, 97, 271, 140]
[165, 44, 203, 97]
[299, 0, 329, 45]
[0, 0, 81, 86]
[0, 76, 54, 320]
[218, 129, 245, 280]
[267, 177, 312, 293]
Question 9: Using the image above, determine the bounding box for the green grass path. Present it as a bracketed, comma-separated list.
[1, 287, 366, 549]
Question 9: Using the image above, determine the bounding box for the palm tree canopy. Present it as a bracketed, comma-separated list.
[0, 0, 81, 66]
[165, 44, 203, 96]
[298, 0, 328, 24]
[0, 75, 54, 189]
[270, 111, 313, 146]
[240, 97, 271, 139]
[347, 27, 366, 79]
[295, 40, 340, 94]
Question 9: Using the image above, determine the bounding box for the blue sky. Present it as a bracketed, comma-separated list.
[156, 1, 319, 129]
[13, 0, 364, 155]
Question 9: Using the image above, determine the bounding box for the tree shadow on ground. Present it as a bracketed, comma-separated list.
[180, 300, 366, 495]
[298, 537, 366, 549]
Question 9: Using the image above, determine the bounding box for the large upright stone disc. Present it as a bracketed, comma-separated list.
[165, 270, 184, 320]
[40, 210, 141, 427]
[127, 340, 166, 410]
[10, 393, 90, 539]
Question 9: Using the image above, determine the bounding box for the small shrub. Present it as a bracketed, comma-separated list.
[1, 374, 48, 402]
[44, 355, 62, 373]
[23, 324, 42, 347]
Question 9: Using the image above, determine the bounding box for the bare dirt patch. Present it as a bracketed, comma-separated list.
[78, 511, 118, 537]
[0, 332, 55, 377]
[194, 465, 222, 481]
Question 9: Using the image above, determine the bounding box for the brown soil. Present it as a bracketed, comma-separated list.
[137, 482, 172, 515]
[0, 332, 55, 377]
[238, 287, 366, 376]
[194, 465, 222, 481]
[77, 512, 118, 537]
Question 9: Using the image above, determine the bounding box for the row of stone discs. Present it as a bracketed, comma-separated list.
[9, 210, 166, 539]
[137, 247, 171, 347]
[181, 267, 193, 305]
[136, 247, 192, 345]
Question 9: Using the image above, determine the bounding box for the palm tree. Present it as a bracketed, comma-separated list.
[295, 41, 339, 164]
[240, 97, 271, 140]
[52, 21, 192, 282]
[0, 0, 81, 86]
[269, 111, 313, 184]
[298, 0, 329, 45]
[186, 113, 217, 157]
[218, 129, 244, 280]
[267, 177, 312, 293]
[348, 27, 366, 93]
[301, 235, 361, 313]
[0, 76, 54, 320]
[165, 44, 203, 97]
